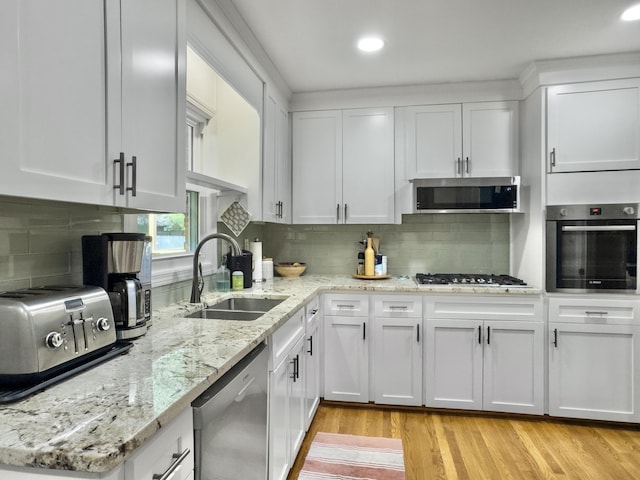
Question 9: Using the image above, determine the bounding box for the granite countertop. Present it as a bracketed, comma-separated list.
[0, 275, 541, 473]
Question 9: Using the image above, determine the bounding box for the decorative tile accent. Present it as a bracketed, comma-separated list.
[220, 201, 251, 236]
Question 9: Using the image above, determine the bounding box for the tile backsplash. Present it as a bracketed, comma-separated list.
[0, 197, 123, 292]
[0, 196, 509, 302]
[221, 214, 510, 277]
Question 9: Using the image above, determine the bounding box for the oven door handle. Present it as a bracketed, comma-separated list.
[561, 225, 637, 232]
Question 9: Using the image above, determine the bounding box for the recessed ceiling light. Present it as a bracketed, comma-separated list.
[621, 3, 640, 20]
[357, 37, 384, 52]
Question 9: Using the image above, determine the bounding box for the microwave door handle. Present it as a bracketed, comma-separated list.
[561, 225, 637, 232]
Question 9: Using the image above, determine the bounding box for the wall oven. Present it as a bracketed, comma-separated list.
[546, 204, 639, 293]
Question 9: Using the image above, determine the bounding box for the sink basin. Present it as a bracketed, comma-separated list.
[185, 309, 265, 321]
[185, 296, 287, 321]
[209, 297, 285, 312]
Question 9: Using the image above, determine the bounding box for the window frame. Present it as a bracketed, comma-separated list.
[123, 181, 221, 288]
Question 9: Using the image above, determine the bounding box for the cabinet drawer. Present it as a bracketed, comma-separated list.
[125, 407, 194, 480]
[323, 294, 368, 316]
[425, 295, 543, 321]
[270, 308, 305, 368]
[549, 296, 640, 325]
[373, 295, 422, 317]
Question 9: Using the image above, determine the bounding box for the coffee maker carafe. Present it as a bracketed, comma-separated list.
[82, 233, 151, 340]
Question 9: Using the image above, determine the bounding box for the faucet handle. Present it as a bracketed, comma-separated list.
[198, 262, 204, 295]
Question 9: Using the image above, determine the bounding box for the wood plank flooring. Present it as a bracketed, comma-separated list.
[288, 402, 640, 480]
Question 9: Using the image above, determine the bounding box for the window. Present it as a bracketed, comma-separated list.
[134, 190, 199, 256]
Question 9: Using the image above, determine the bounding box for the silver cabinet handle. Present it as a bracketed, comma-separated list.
[550, 147, 556, 168]
[336, 304, 356, 310]
[113, 152, 125, 195]
[585, 311, 609, 316]
[389, 305, 409, 310]
[152, 448, 191, 480]
[127, 155, 137, 197]
[344, 203, 348, 222]
[456, 157, 461, 175]
[465, 157, 470, 175]
[416, 323, 420, 343]
[336, 203, 340, 223]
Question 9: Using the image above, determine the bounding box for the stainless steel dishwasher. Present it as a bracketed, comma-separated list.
[192, 342, 268, 480]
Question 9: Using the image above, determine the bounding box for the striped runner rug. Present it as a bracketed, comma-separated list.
[299, 432, 405, 479]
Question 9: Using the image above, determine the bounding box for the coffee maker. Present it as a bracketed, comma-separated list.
[82, 233, 152, 340]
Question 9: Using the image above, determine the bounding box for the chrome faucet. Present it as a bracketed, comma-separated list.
[190, 232, 242, 303]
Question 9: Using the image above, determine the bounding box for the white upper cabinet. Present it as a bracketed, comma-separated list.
[263, 88, 291, 223]
[0, 0, 185, 212]
[547, 79, 640, 173]
[292, 108, 394, 224]
[402, 101, 518, 179]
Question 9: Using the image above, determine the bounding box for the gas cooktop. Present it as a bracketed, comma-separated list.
[415, 273, 527, 287]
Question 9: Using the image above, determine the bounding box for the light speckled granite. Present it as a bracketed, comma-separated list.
[0, 275, 541, 473]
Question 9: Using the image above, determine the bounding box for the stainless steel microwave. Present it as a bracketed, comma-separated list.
[546, 203, 639, 293]
[413, 177, 520, 213]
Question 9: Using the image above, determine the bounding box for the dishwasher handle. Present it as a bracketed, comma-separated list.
[152, 448, 191, 480]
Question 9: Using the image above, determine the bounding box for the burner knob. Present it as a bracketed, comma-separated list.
[96, 317, 111, 332]
[46, 332, 64, 349]
[623, 206, 635, 215]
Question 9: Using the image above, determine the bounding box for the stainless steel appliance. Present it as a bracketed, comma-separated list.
[82, 233, 152, 339]
[0, 286, 132, 403]
[413, 176, 520, 213]
[192, 343, 268, 480]
[546, 204, 639, 293]
[415, 273, 527, 287]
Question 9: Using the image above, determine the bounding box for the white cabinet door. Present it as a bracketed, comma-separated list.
[402, 104, 463, 178]
[462, 101, 519, 177]
[1, 0, 115, 206]
[549, 322, 640, 423]
[292, 110, 342, 223]
[304, 316, 321, 430]
[547, 79, 640, 173]
[324, 316, 369, 402]
[269, 354, 291, 480]
[115, 0, 186, 212]
[372, 317, 422, 406]
[288, 336, 306, 462]
[292, 108, 395, 224]
[342, 108, 395, 224]
[483, 321, 544, 415]
[263, 90, 291, 223]
[425, 319, 483, 410]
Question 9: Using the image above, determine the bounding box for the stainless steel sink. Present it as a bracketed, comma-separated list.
[185, 296, 287, 321]
[208, 297, 285, 312]
[185, 309, 265, 321]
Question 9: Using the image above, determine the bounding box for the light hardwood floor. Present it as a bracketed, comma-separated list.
[288, 402, 640, 480]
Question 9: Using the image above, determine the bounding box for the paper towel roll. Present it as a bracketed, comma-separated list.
[249, 240, 263, 282]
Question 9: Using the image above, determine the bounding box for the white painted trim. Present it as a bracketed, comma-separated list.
[290, 79, 523, 112]
[520, 52, 640, 98]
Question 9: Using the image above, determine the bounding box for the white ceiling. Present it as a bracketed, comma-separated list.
[229, 0, 640, 94]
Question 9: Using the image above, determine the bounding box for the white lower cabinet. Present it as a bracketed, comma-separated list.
[323, 294, 369, 402]
[372, 295, 423, 406]
[424, 295, 544, 415]
[268, 309, 305, 480]
[548, 296, 640, 423]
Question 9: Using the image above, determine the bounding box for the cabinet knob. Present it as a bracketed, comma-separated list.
[623, 206, 635, 216]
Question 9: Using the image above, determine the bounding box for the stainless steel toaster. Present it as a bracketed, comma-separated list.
[0, 286, 117, 384]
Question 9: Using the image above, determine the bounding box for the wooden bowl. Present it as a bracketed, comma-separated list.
[274, 262, 307, 277]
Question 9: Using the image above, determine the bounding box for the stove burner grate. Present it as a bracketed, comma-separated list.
[415, 273, 527, 287]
